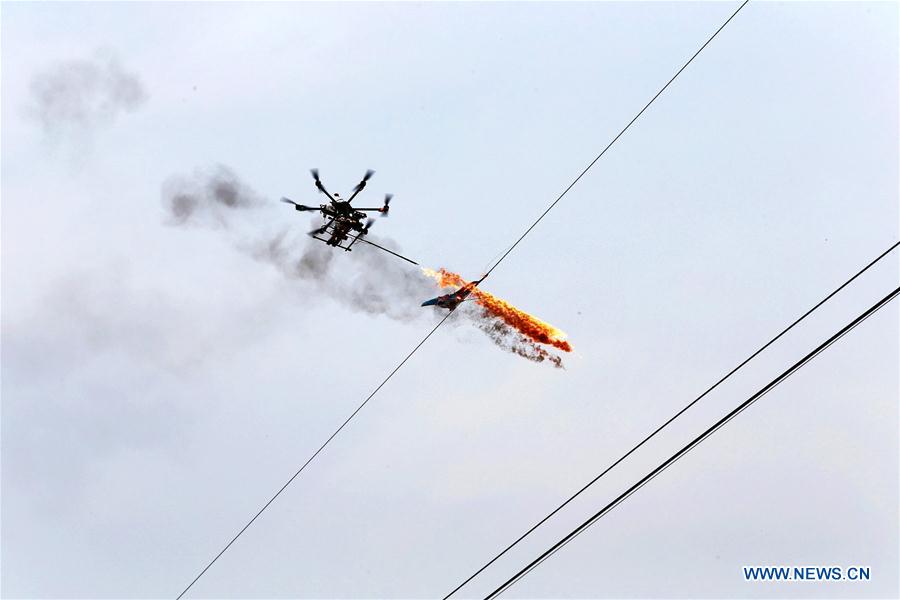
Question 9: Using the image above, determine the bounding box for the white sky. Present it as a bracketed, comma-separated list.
[2, 2, 898, 599]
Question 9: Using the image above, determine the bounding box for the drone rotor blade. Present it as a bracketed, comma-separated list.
[281, 197, 317, 211]
[352, 169, 375, 193]
[310, 168, 323, 191]
[309, 168, 336, 200]
[347, 169, 375, 203]
[381, 193, 392, 216]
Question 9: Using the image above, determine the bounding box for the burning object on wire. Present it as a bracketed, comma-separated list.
[421, 268, 572, 367]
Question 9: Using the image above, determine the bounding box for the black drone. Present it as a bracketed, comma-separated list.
[281, 169, 416, 265]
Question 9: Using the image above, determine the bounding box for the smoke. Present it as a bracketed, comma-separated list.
[471, 309, 565, 369]
[28, 52, 147, 135]
[163, 165, 264, 228]
[256, 224, 434, 321]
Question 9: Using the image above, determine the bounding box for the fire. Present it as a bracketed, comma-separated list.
[422, 267, 572, 353]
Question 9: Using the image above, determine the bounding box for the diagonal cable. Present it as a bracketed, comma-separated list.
[483, 0, 750, 279]
[175, 312, 453, 599]
[485, 284, 900, 599]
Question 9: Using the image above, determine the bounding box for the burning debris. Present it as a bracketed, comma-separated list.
[474, 316, 565, 369]
[422, 267, 572, 368]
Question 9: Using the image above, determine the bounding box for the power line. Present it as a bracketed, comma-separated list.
[175, 312, 453, 599]
[443, 239, 899, 598]
[177, 2, 750, 595]
[485, 284, 900, 599]
[483, 0, 749, 279]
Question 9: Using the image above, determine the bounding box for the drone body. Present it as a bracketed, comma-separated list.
[281, 170, 416, 265]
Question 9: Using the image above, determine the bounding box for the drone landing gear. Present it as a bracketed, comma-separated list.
[311, 236, 355, 251]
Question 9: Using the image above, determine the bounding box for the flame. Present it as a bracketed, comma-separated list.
[422, 267, 572, 353]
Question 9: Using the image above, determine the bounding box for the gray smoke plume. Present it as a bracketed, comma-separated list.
[28, 53, 147, 135]
[471, 309, 564, 369]
[163, 165, 264, 228]
[162, 166, 566, 366]
[254, 223, 434, 321]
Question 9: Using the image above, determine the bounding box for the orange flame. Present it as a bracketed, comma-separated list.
[422, 268, 572, 353]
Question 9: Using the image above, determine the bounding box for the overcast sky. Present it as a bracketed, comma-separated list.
[2, 2, 898, 599]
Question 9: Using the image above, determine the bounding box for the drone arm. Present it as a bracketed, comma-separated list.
[356, 194, 393, 215]
[310, 170, 338, 203]
[280, 197, 320, 212]
[346, 187, 364, 204]
[346, 169, 375, 204]
[315, 182, 337, 203]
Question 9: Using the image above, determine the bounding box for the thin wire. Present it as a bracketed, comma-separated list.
[354, 235, 420, 265]
[485, 284, 900, 599]
[175, 312, 454, 600]
[443, 240, 899, 598]
[483, 0, 750, 279]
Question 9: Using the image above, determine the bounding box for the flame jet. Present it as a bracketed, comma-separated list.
[421, 268, 572, 354]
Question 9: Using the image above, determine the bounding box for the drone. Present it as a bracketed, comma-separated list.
[281, 169, 417, 265]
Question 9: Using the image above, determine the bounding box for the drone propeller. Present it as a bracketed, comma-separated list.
[381, 193, 392, 216]
[281, 197, 316, 211]
[310, 168, 335, 199]
[345, 169, 376, 203]
[309, 223, 329, 236]
[361, 218, 375, 234]
[352, 169, 375, 193]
